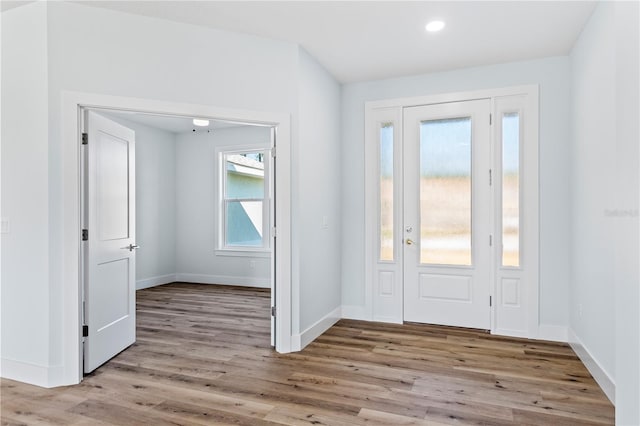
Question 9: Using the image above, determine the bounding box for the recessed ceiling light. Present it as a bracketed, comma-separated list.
[425, 20, 446, 33]
[193, 118, 210, 127]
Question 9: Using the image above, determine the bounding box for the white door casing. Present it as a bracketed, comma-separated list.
[83, 111, 136, 373]
[403, 99, 492, 329]
[61, 92, 293, 386]
[364, 86, 539, 338]
[270, 127, 277, 347]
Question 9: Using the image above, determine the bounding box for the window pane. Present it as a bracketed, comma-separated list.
[226, 200, 263, 247]
[502, 113, 520, 267]
[379, 122, 394, 261]
[225, 153, 265, 199]
[420, 117, 472, 265]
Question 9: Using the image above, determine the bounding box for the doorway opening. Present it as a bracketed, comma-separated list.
[61, 92, 292, 385]
[80, 108, 278, 373]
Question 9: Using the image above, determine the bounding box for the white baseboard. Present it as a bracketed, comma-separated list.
[136, 274, 177, 290]
[537, 324, 568, 342]
[292, 306, 342, 351]
[175, 273, 270, 289]
[0, 358, 66, 388]
[568, 328, 615, 404]
[341, 305, 367, 320]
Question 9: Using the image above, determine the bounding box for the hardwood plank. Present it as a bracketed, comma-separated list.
[357, 408, 445, 426]
[1, 283, 614, 425]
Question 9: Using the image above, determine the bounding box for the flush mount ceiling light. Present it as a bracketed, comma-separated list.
[425, 20, 446, 33]
[193, 118, 210, 127]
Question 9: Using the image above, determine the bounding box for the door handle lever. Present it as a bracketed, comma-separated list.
[122, 244, 140, 251]
[405, 239, 414, 245]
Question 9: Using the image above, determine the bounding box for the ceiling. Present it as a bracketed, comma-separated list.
[3, 1, 597, 83]
[74, 1, 597, 83]
[101, 110, 248, 134]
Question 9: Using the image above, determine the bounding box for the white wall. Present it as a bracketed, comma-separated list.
[103, 114, 177, 289]
[341, 57, 572, 330]
[295, 48, 342, 337]
[98, 117, 272, 289]
[1, 2, 51, 376]
[569, 0, 616, 396]
[614, 2, 639, 422]
[175, 126, 271, 287]
[570, 1, 639, 421]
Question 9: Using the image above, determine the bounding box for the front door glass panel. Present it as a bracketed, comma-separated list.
[419, 117, 472, 265]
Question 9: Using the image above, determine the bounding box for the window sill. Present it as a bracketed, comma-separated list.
[215, 249, 271, 258]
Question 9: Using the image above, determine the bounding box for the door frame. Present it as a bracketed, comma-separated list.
[364, 85, 539, 338]
[61, 91, 292, 385]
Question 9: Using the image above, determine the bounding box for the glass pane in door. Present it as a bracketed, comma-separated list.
[379, 122, 394, 261]
[502, 112, 520, 267]
[419, 117, 472, 265]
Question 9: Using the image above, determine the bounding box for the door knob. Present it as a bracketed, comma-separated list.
[122, 244, 140, 251]
[405, 239, 414, 245]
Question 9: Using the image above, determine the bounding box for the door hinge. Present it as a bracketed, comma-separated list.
[489, 169, 493, 186]
[489, 234, 493, 246]
[82, 229, 88, 241]
[272, 226, 277, 238]
[271, 147, 276, 158]
[82, 325, 89, 337]
[271, 306, 276, 317]
[82, 133, 88, 145]
[489, 114, 492, 125]
[489, 296, 492, 307]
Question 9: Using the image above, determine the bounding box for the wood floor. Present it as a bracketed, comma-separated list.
[1, 283, 614, 425]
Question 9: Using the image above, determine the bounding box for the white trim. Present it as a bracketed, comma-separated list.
[62, 91, 293, 386]
[341, 305, 367, 321]
[366, 85, 537, 110]
[537, 324, 568, 342]
[0, 359, 65, 388]
[568, 328, 616, 404]
[215, 249, 271, 258]
[136, 274, 177, 290]
[216, 144, 271, 252]
[175, 273, 270, 289]
[292, 306, 342, 351]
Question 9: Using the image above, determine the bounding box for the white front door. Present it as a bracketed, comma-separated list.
[403, 99, 492, 329]
[83, 111, 137, 373]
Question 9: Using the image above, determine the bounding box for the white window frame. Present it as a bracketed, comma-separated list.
[216, 145, 271, 255]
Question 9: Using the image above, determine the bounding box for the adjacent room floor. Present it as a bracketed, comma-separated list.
[1, 283, 614, 425]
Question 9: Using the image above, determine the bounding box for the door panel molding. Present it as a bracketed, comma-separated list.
[83, 111, 136, 373]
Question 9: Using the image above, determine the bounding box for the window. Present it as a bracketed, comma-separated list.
[502, 112, 520, 267]
[420, 117, 472, 266]
[219, 148, 270, 251]
[379, 122, 394, 261]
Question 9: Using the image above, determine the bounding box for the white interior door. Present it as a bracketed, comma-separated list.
[83, 111, 137, 373]
[403, 99, 492, 329]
